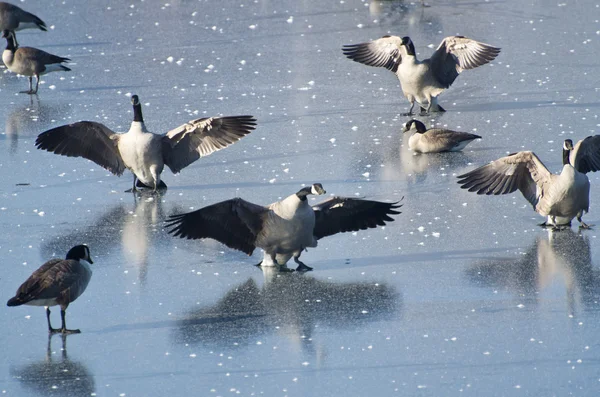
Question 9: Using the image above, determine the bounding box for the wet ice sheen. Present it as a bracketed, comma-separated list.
[1, 0, 600, 396]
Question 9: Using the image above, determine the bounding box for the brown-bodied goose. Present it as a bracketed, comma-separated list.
[35, 95, 257, 192]
[7, 245, 93, 334]
[0, 2, 46, 36]
[403, 119, 481, 153]
[166, 183, 402, 272]
[457, 138, 600, 229]
[2, 30, 70, 94]
[342, 35, 500, 114]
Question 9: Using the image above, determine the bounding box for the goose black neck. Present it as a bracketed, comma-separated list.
[4, 34, 15, 51]
[133, 102, 144, 122]
[562, 147, 570, 165]
[295, 187, 312, 201]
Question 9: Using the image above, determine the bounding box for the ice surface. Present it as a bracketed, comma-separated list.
[1, 0, 600, 396]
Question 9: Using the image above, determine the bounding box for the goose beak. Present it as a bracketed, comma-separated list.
[87, 256, 94, 264]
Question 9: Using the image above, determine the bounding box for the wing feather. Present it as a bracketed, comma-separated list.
[162, 115, 256, 174]
[312, 197, 402, 240]
[342, 35, 403, 73]
[35, 121, 125, 175]
[457, 151, 552, 208]
[429, 36, 501, 88]
[166, 198, 268, 255]
[570, 135, 600, 174]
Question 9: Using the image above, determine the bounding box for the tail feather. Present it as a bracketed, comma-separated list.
[7, 296, 24, 307]
[25, 11, 47, 31]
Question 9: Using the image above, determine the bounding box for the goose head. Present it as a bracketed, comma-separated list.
[399, 36, 415, 56]
[2, 30, 16, 50]
[295, 183, 326, 200]
[403, 119, 427, 134]
[66, 245, 93, 264]
[563, 139, 573, 165]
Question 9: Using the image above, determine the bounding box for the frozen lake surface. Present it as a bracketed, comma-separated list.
[1, 0, 600, 395]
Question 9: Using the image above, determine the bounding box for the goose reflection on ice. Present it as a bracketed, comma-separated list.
[466, 229, 600, 315]
[173, 267, 401, 353]
[40, 191, 171, 285]
[10, 334, 95, 397]
[5, 97, 71, 154]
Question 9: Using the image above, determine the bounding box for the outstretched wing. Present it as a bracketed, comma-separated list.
[342, 35, 403, 73]
[457, 151, 552, 209]
[312, 197, 402, 240]
[35, 121, 125, 176]
[429, 36, 501, 88]
[166, 198, 269, 255]
[570, 135, 600, 174]
[162, 115, 257, 174]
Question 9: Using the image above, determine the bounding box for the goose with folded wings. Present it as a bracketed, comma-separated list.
[343, 35, 500, 114]
[35, 95, 256, 192]
[457, 137, 600, 229]
[166, 183, 402, 272]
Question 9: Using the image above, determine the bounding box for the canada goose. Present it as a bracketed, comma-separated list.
[0, 2, 46, 36]
[457, 137, 600, 229]
[35, 95, 257, 192]
[2, 30, 70, 94]
[403, 119, 481, 153]
[342, 35, 500, 114]
[167, 183, 402, 272]
[7, 245, 93, 334]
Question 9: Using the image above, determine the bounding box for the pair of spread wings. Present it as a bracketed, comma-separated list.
[457, 136, 600, 208]
[34, 115, 257, 175]
[166, 197, 402, 255]
[7, 259, 88, 306]
[342, 35, 501, 88]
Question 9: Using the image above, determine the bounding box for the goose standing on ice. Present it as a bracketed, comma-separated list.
[343, 35, 500, 114]
[0, 2, 46, 36]
[35, 95, 257, 192]
[167, 183, 402, 272]
[2, 30, 70, 94]
[7, 245, 93, 334]
[403, 119, 481, 153]
[457, 137, 600, 229]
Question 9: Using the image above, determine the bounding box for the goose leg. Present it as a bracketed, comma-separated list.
[33, 75, 40, 94]
[125, 175, 138, 193]
[46, 307, 60, 333]
[20, 76, 34, 94]
[402, 100, 415, 116]
[59, 308, 81, 334]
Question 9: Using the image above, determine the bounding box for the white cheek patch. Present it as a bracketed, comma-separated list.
[311, 185, 319, 195]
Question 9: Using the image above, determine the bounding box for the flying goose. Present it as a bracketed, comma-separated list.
[166, 183, 402, 272]
[35, 95, 257, 192]
[0, 2, 46, 37]
[403, 119, 481, 153]
[342, 35, 500, 114]
[2, 30, 70, 94]
[457, 137, 600, 229]
[7, 245, 93, 334]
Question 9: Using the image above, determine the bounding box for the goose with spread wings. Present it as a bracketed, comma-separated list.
[457, 138, 600, 229]
[343, 35, 500, 114]
[166, 183, 402, 272]
[35, 95, 256, 192]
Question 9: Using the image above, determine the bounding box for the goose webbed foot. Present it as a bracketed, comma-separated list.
[20, 89, 36, 95]
[551, 224, 570, 232]
[294, 259, 313, 272]
[579, 221, 593, 230]
[419, 106, 428, 116]
[50, 327, 81, 335]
